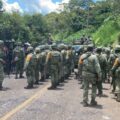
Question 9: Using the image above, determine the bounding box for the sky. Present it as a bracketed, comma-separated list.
[1, 0, 97, 14]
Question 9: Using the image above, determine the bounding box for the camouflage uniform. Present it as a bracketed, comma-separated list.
[108, 52, 118, 93]
[46, 44, 61, 89]
[13, 42, 25, 79]
[40, 49, 47, 81]
[96, 47, 107, 96]
[0, 40, 5, 90]
[111, 57, 120, 101]
[34, 48, 41, 84]
[61, 48, 67, 80]
[79, 46, 101, 106]
[66, 46, 73, 78]
[24, 47, 36, 89]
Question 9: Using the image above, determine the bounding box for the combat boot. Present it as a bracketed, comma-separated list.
[83, 101, 89, 107]
[24, 83, 33, 89]
[15, 75, 18, 79]
[90, 99, 97, 106]
[19, 75, 24, 78]
[116, 93, 120, 102]
[48, 86, 56, 90]
[34, 81, 39, 85]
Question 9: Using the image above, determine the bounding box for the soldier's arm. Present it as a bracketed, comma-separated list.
[95, 57, 102, 81]
[111, 58, 119, 74]
[78, 56, 83, 76]
[45, 52, 52, 64]
[24, 54, 32, 70]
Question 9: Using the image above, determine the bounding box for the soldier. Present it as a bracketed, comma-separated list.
[96, 47, 107, 96]
[61, 45, 68, 81]
[0, 40, 5, 90]
[108, 47, 118, 93]
[79, 45, 101, 107]
[34, 47, 41, 85]
[66, 45, 73, 78]
[24, 46, 36, 89]
[40, 45, 48, 82]
[111, 45, 120, 102]
[13, 42, 25, 79]
[46, 44, 61, 89]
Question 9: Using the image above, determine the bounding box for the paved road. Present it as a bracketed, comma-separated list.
[0, 74, 120, 120]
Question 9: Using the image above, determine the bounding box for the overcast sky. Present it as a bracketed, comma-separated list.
[2, 0, 97, 14]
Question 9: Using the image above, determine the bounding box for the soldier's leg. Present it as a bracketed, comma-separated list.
[0, 74, 4, 90]
[35, 69, 39, 84]
[15, 63, 19, 79]
[19, 63, 24, 78]
[91, 83, 97, 105]
[97, 81, 103, 95]
[83, 77, 89, 103]
[112, 77, 116, 92]
[25, 75, 33, 89]
[116, 79, 120, 102]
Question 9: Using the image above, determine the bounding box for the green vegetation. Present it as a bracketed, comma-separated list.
[93, 20, 120, 46]
[0, 0, 120, 46]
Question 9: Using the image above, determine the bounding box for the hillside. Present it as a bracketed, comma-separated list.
[63, 18, 120, 46]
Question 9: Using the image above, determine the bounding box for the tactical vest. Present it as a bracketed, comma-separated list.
[51, 51, 60, 65]
[82, 53, 96, 74]
[29, 53, 37, 69]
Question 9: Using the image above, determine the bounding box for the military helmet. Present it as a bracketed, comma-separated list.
[114, 45, 120, 53]
[58, 44, 66, 50]
[96, 47, 102, 53]
[67, 45, 72, 49]
[35, 47, 40, 53]
[105, 48, 110, 54]
[51, 43, 57, 49]
[27, 46, 33, 52]
[87, 44, 94, 51]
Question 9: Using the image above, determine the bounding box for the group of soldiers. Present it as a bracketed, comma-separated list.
[73, 35, 93, 45]
[78, 44, 120, 107]
[0, 40, 75, 90]
[1, 39, 120, 107]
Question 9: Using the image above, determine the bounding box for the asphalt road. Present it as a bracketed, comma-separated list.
[0, 73, 120, 120]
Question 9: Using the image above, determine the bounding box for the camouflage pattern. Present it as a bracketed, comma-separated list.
[96, 48, 107, 95]
[34, 48, 41, 84]
[111, 56, 120, 101]
[24, 47, 37, 88]
[13, 45, 25, 79]
[79, 51, 101, 104]
[46, 47, 61, 88]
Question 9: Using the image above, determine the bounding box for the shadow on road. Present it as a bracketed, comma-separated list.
[89, 104, 103, 109]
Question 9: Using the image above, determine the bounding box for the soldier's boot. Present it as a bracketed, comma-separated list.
[90, 99, 97, 106]
[61, 77, 64, 83]
[116, 93, 120, 102]
[83, 100, 89, 107]
[40, 76, 45, 82]
[48, 84, 56, 90]
[24, 83, 33, 89]
[0, 83, 3, 90]
[19, 75, 24, 78]
[34, 81, 39, 85]
[15, 74, 18, 79]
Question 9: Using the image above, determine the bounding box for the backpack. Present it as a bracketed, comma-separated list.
[83, 53, 96, 74]
[29, 54, 37, 69]
[51, 51, 60, 65]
